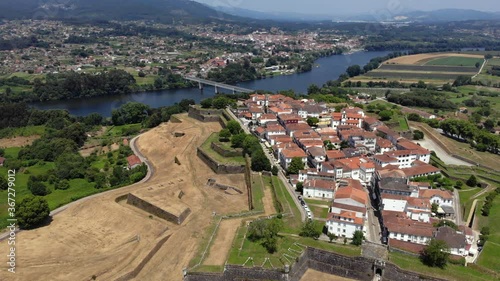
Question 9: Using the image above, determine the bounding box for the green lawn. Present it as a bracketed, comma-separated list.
[389, 252, 496, 281]
[251, 174, 265, 212]
[0, 125, 46, 138]
[425, 57, 484, 67]
[271, 176, 302, 233]
[398, 117, 409, 131]
[304, 198, 331, 206]
[106, 123, 142, 138]
[477, 196, 500, 272]
[200, 133, 245, 164]
[458, 188, 482, 220]
[310, 205, 329, 219]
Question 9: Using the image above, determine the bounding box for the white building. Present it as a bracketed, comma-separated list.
[303, 179, 336, 199]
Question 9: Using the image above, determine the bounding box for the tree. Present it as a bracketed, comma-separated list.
[413, 130, 424, 140]
[307, 84, 320, 95]
[299, 220, 321, 239]
[408, 113, 422, 122]
[28, 180, 50, 196]
[138, 71, 146, 77]
[378, 110, 393, 121]
[346, 65, 361, 77]
[351, 230, 364, 246]
[55, 180, 70, 190]
[271, 165, 279, 176]
[306, 117, 319, 127]
[475, 62, 481, 68]
[219, 129, 231, 142]
[226, 120, 242, 135]
[455, 180, 464, 189]
[231, 133, 247, 148]
[484, 119, 495, 130]
[200, 98, 213, 109]
[466, 175, 477, 187]
[485, 54, 493, 60]
[327, 232, 337, 243]
[55, 153, 86, 180]
[111, 102, 150, 125]
[287, 157, 304, 175]
[251, 150, 271, 172]
[17, 196, 50, 229]
[0, 176, 7, 190]
[420, 239, 450, 268]
[431, 203, 439, 214]
[296, 182, 304, 193]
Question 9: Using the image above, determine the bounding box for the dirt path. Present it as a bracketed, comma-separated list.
[262, 175, 277, 215]
[0, 114, 250, 281]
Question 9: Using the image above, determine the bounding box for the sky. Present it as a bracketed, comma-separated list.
[194, 0, 499, 15]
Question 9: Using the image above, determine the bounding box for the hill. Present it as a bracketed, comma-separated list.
[0, 0, 241, 23]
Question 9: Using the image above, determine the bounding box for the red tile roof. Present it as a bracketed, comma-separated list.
[127, 155, 142, 167]
[281, 148, 307, 158]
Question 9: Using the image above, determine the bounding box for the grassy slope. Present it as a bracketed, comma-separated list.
[477, 196, 500, 272]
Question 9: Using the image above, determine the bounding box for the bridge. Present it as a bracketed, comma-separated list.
[183, 76, 254, 94]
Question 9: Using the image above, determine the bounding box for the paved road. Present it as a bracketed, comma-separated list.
[226, 108, 306, 222]
[411, 135, 474, 167]
[0, 134, 155, 241]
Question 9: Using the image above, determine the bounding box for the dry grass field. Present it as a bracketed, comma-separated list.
[0, 114, 249, 281]
[0, 135, 39, 148]
[386, 53, 484, 65]
[300, 269, 356, 281]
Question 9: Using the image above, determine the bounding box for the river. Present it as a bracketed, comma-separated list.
[33, 51, 391, 116]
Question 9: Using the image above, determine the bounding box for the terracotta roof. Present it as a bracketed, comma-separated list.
[376, 137, 393, 148]
[285, 123, 311, 132]
[259, 114, 277, 120]
[304, 179, 336, 191]
[327, 211, 364, 225]
[373, 154, 398, 163]
[331, 202, 366, 214]
[364, 117, 380, 126]
[293, 130, 321, 139]
[407, 197, 431, 209]
[269, 135, 293, 144]
[388, 239, 426, 254]
[307, 147, 326, 157]
[281, 148, 307, 158]
[326, 150, 346, 161]
[385, 217, 434, 237]
[279, 113, 302, 121]
[434, 226, 467, 249]
[419, 189, 453, 200]
[127, 155, 142, 167]
[402, 165, 440, 177]
[335, 185, 367, 205]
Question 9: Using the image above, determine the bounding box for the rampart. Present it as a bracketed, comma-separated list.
[184, 247, 447, 281]
[126, 193, 191, 225]
[196, 148, 245, 174]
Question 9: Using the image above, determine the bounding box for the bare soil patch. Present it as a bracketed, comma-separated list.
[0, 114, 249, 281]
[0, 135, 39, 147]
[300, 269, 356, 281]
[387, 53, 484, 65]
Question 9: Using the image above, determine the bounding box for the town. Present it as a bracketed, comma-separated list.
[234, 92, 477, 261]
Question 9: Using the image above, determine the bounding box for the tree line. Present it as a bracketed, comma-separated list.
[440, 119, 500, 153]
[387, 90, 457, 110]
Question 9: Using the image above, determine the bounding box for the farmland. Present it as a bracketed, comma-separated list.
[425, 56, 484, 67]
[351, 52, 483, 85]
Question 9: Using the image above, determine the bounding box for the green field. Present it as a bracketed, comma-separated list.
[477, 196, 500, 272]
[200, 133, 245, 164]
[251, 174, 265, 212]
[389, 252, 496, 281]
[425, 57, 484, 67]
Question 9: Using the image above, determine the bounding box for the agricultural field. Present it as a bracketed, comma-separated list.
[424, 56, 484, 67]
[352, 53, 484, 85]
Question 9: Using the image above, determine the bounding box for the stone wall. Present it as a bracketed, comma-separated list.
[197, 148, 245, 174]
[184, 247, 448, 281]
[126, 193, 191, 225]
[188, 107, 222, 122]
[210, 142, 243, 158]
